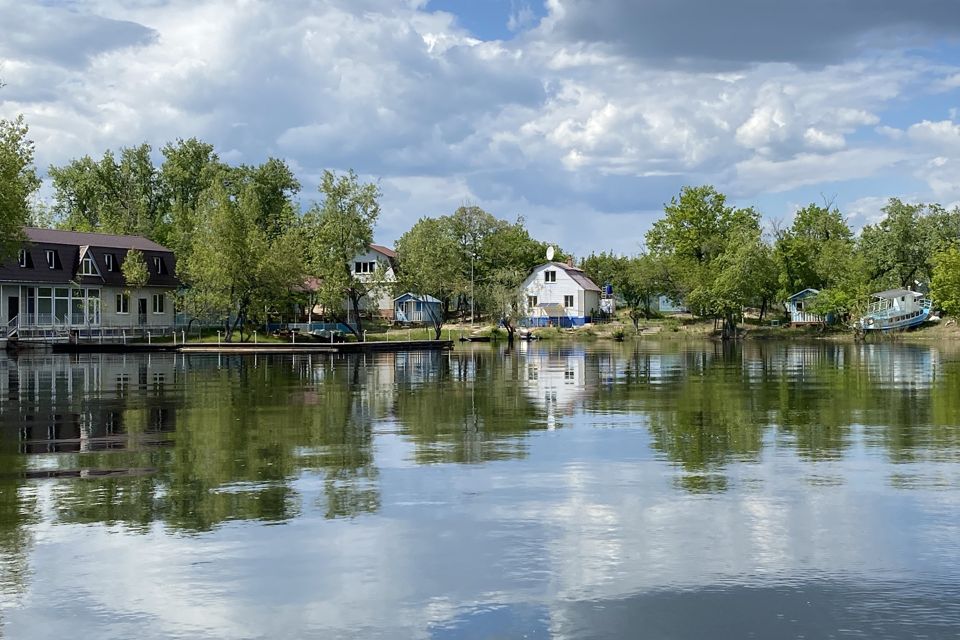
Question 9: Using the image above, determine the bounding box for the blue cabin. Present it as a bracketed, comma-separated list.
[786, 288, 824, 325]
[394, 293, 443, 324]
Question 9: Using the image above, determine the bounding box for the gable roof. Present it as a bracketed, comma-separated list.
[788, 288, 820, 300]
[394, 292, 441, 303]
[370, 244, 396, 259]
[25, 227, 172, 252]
[538, 261, 601, 292]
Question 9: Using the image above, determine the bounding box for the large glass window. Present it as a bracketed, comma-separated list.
[54, 288, 69, 321]
[152, 294, 165, 314]
[116, 293, 129, 314]
[37, 288, 52, 323]
[72, 289, 85, 324]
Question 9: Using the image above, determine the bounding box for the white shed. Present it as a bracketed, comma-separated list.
[521, 261, 601, 327]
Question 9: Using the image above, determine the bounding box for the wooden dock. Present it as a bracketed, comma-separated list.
[49, 339, 454, 355]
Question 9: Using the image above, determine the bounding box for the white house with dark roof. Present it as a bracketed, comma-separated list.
[0, 228, 179, 339]
[521, 260, 602, 327]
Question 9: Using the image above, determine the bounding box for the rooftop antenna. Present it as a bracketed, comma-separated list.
[546, 245, 555, 262]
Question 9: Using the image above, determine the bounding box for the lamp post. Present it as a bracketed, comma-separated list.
[471, 252, 475, 326]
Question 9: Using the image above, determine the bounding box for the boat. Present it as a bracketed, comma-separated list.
[459, 335, 491, 343]
[858, 289, 936, 331]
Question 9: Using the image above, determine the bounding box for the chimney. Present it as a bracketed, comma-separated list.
[566, 257, 574, 268]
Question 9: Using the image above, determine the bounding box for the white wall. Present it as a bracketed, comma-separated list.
[522, 263, 598, 319]
[349, 249, 396, 317]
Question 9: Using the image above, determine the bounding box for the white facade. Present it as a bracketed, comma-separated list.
[349, 246, 397, 319]
[521, 262, 601, 327]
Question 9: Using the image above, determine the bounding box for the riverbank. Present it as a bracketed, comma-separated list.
[422, 316, 960, 343]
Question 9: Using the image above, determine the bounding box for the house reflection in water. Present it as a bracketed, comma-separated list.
[0, 353, 177, 465]
[520, 345, 593, 429]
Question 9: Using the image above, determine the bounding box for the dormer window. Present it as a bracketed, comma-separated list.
[18, 249, 27, 268]
[45, 250, 57, 269]
[153, 256, 166, 275]
[105, 254, 115, 271]
[544, 270, 557, 283]
[80, 254, 97, 276]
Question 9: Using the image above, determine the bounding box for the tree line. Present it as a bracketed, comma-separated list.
[580, 186, 960, 338]
[0, 106, 564, 339]
[2, 105, 959, 341]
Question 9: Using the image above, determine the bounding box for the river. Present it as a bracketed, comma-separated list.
[1, 341, 959, 639]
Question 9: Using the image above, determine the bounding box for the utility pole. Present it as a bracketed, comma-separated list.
[471, 252, 475, 326]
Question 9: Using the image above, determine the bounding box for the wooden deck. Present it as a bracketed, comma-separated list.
[48, 339, 454, 355]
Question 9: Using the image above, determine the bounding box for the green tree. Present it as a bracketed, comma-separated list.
[0, 114, 40, 260]
[646, 185, 761, 337]
[50, 144, 166, 239]
[858, 199, 950, 290]
[305, 170, 381, 341]
[773, 203, 854, 300]
[395, 217, 460, 339]
[185, 182, 303, 340]
[931, 246, 960, 318]
[121, 248, 149, 291]
[160, 138, 225, 260]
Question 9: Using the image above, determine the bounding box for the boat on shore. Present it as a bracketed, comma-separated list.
[858, 289, 937, 331]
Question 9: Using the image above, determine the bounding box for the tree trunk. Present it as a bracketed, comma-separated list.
[346, 290, 364, 341]
[721, 313, 737, 341]
[758, 298, 767, 324]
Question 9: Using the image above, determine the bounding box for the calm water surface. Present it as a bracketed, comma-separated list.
[1, 341, 959, 639]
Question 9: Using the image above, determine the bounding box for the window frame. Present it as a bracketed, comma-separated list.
[116, 293, 130, 314]
[544, 270, 557, 283]
[527, 295, 538, 308]
[80, 254, 97, 276]
[105, 253, 115, 271]
[45, 250, 56, 269]
[152, 293, 165, 314]
[564, 294, 575, 308]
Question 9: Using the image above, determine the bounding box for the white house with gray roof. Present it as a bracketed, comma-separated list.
[521, 260, 601, 327]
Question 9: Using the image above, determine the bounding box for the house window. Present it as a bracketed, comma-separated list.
[795, 301, 803, 311]
[153, 256, 166, 274]
[46, 250, 57, 269]
[152, 294, 165, 314]
[354, 261, 362, 273]
[354, 261, 377, 274]
[18, 249, 27, 268]
[544, 270, 556, 283]
[116, 293, 129, 314]
[564, 295, 574, 308]
[105, 254, 115, 271]
[80, 255, 97, 276]
[527, 295, 538, 308]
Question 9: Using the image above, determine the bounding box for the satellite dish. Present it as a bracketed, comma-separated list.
[546, 245, 555, 261]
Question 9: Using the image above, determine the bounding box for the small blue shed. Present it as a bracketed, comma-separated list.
[394, 293, 443, 324]
[786, 288, 823, 325]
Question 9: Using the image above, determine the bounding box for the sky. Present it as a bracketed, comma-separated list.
[2, 0, 960, 256]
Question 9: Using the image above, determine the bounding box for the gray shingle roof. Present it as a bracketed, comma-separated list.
[25, 227, 172, 252]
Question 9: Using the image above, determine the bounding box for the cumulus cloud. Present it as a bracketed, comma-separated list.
[0, 0, 959, 253]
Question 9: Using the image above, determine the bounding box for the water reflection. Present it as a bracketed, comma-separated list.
[0, 342, 959, 638]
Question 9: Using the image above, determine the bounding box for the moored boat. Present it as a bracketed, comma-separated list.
[858, 289, 935, 331]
